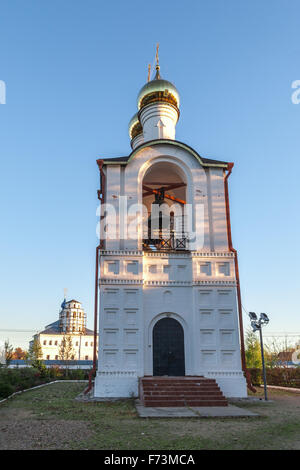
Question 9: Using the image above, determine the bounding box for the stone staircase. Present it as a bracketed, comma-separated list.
[139, 377, 228, 407]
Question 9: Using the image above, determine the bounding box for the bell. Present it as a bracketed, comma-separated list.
[147, 189, 172, 239]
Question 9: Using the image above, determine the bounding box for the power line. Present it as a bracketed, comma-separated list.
[263, 333, 300, 337]
[242, 304, 249, 315]
[0, 329, 39, 333]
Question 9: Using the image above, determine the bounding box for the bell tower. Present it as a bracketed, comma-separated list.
[93, 52, 248, 400]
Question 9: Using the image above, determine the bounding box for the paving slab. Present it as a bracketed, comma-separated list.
[229, 397, 274, 403]
[192, 405, 259, 417]
[135, 400, 259, 418]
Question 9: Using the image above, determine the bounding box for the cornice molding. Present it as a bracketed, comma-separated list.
[99, 279, 237, 287]
[100, 250, 234, 258]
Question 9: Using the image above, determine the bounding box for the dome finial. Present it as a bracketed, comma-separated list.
[61, 287, 67, 308]
[155, 43, 161, 79]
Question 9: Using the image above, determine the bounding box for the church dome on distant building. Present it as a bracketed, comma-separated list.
[30, 297, 97, 362]
[137, 67, 180, 113]
[59, 299, 86, 334]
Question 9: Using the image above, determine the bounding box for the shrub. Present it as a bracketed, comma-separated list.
[48, 365, 63, 379]
[0, 382, 14, 399]
[0, 366, 91, 398]
[266, 367, 300, 388]
[67, 368, 86, 380]
[248, 368, 263, 386]
[0, 367, 51, 397]
[58, 368, 90, 380]
[32, 360, 48, 378]
[248, 367, 300, 388]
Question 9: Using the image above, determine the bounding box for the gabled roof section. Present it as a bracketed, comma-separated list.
[40, 320, 60, 334]
[100, 156, 129, 163]
[65, 299, 81, 304]
[39, 319, 94, 336]
[98, 140, 228, 169]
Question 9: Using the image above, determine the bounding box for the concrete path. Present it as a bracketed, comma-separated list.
[135, 400, 259, 418]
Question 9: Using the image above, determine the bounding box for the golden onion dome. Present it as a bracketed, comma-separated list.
[137, 68, 180, 111]
[128, 113, 143, 140]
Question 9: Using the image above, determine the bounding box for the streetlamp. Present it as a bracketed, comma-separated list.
[249, 312, 270, 401]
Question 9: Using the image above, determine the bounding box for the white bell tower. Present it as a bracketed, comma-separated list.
[93, 52, 248, 400]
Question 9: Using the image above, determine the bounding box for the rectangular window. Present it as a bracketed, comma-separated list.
[126, 261, 138, 274]
[90, 342, 93, 346]
[148, 265, 157, 274]
[49, 341, 52, 345]
[43, 340, 46, 345]
[55, 355, 58, 360]
[54, 341, 58, 346]
[106, 261, 119, 275]
[217, 262, 230, 276]
[46, 355, 50, 360]
[85, 342, 88, 346]
[199, 262, 211, 276]
[85, 355, 89, 360]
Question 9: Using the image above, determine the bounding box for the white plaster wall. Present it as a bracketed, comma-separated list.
[131, 133, 144, 149]
[95, 262, 144, 396]
[100, 143, 230, 253]
[39, 333, 96, 360]
[208, 168, 229, 251]
[94, 141, 246, 399]
[104, 165, 121, 250]
[143, 287, 193, 376]
[95, 250, 247, 398]
[139, 102, 178, 141]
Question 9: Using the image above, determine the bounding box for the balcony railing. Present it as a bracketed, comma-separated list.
[143, 231, 188, 251]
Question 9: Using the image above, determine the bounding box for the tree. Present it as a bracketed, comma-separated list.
[28, 337, 44, 371]
[245, 329, 262, 369]
[264, 337, 296, 368]
[58, 335, 74, 361]
[12, 347, 28, 360]
[58, 335, 75, 377]
[4, 340, 14, 367]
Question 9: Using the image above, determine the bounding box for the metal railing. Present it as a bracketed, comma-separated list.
[143, 231, 189, 251]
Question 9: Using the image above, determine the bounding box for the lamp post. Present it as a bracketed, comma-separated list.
[249, 312, 269, 401]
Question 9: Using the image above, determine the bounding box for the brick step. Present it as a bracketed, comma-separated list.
[142, 385, 219, 390]
[141, 377, 216, 384]
[139, 377, 228, 407]
[142, 387, 221, 393]
[142, 382, 220, 386]
[143, 399, 228, 407]
[144, 390, 223, 397]
[144, 399, 227, 405]
[144, 394, 226, 401]
[141, 375, 215, 382]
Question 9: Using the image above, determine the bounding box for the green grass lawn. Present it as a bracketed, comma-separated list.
[0, 382, 300, 450]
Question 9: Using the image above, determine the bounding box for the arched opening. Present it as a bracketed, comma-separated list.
[153, 317, 185, 376]
[142, 161, 188, 251]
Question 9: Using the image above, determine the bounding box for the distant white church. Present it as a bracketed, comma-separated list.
[32, 299, 97, 361]
[93, 55, 248, 400]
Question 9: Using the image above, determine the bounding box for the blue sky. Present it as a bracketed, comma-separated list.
[1, 0, 300, 349]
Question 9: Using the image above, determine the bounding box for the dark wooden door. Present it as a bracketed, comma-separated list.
[153, 317, 185, 376]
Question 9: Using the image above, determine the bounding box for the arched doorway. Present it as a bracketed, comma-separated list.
[153, 317, 185, 376]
